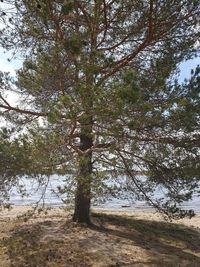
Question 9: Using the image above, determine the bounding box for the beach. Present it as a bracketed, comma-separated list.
[2, 205, 199, 228]
[0, 206, 199, 267]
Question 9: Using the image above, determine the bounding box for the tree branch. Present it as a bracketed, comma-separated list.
[0, 103, 47, 117]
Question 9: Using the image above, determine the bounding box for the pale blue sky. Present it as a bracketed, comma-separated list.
[178, 57, 200, 81]
[0, 48, 22, 75]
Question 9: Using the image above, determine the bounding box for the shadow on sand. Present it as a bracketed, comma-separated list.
[91, 213, 200, 266]
[1, 212, 200, 267]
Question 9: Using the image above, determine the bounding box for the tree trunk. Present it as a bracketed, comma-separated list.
[73, 131, 93, 224]
[73, 34, 95, 223]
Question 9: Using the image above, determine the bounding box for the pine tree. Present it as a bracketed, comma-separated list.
[0, 0, 199, 223]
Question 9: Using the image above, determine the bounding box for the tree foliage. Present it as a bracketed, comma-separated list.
[0, 0, 199, 221]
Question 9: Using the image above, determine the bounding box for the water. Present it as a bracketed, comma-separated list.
[8, 175, 200, 212]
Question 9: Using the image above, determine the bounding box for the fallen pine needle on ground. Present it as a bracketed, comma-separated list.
[0, 206, 199, 267]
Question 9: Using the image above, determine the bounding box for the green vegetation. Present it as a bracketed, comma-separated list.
[0, 1, 199, 223]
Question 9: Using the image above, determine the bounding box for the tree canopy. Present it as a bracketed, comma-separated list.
[0, 0, 200, 222]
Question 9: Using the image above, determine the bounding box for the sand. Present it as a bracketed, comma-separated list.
[0, 206, 199, 267]
[1, 205, 199, 228]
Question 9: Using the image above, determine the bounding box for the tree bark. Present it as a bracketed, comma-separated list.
[73, 17, 95, 222]
[73, 130, 93, 224]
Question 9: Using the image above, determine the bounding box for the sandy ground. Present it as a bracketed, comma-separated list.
[0, 206, 199, 267]
[1, 206, 199, 228]
[93, 208, 200, 229]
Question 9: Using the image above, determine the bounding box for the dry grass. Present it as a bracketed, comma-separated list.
[0, 208, 199, 267]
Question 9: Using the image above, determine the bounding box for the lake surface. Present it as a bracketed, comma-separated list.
[9, 175, 200, 212]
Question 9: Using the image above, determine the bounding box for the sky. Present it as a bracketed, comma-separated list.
[178, 57, 200, 81]
[0, 48, 22, 76]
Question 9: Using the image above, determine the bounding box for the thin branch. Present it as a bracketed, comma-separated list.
[0, 103, 47, 117]
[97, 39, 148, 85]
[117, 150, 169, 216]
[0, 94, 11, 107]
[96, 0, 108, 48]
[147, 0, 154, 42]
